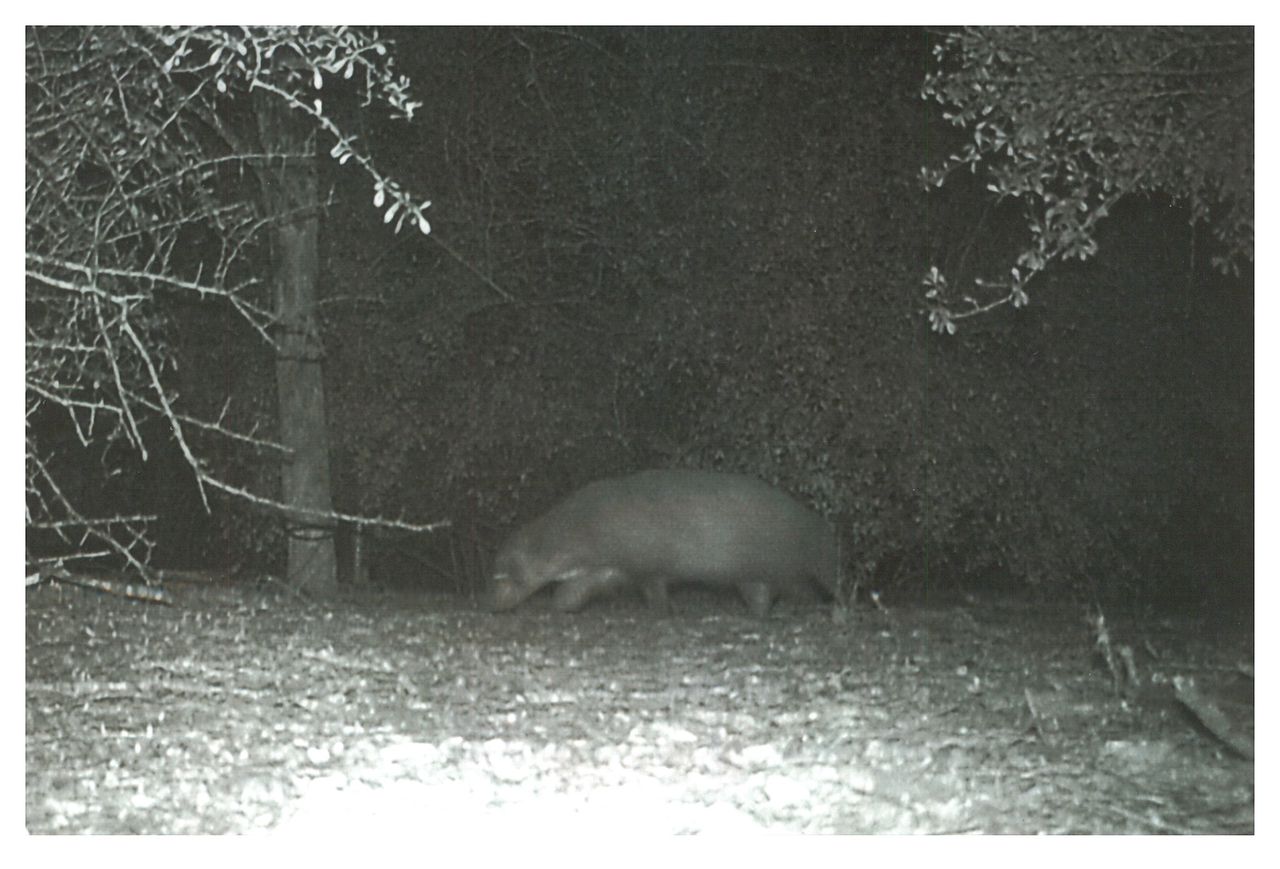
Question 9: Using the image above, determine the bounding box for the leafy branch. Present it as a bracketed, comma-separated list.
[919, 26, 1253, 333]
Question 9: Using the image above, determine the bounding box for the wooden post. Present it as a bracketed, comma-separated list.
[254, 58, 338, 595]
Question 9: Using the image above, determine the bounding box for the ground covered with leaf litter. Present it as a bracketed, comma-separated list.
[26, 581, 1253, 834]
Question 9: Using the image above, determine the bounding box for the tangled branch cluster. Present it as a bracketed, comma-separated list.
[25, 26, 431, 573]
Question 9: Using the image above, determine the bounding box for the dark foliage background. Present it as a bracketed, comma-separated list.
[162, 27, 1250, 608]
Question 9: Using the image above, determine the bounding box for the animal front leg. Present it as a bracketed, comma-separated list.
[738, 581, 775, 619]
[552, 567, 629, 612]
[640, 577, 672, 614]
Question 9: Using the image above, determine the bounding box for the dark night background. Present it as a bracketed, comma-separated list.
[146, 26, 1251, 612]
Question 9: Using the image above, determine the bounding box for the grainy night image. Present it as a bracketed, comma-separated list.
[25, 26, 1253, 834]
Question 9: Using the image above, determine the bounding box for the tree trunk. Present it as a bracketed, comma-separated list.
[254, 68, 338, 595]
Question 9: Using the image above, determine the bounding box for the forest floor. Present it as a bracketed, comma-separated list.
[25, 578, 1254, 835]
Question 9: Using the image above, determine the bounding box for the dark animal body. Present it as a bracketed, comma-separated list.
[490, 470, 840, 617]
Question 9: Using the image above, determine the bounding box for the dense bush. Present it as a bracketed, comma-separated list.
[176, 28, 1251, 606]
